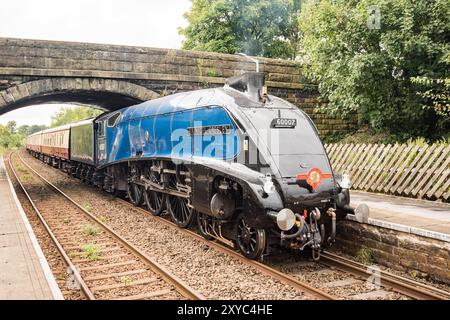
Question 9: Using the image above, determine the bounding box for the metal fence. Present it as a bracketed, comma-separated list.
[324, 143, 450, 201]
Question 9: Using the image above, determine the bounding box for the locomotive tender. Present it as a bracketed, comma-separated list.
[26, 72, 360, 260]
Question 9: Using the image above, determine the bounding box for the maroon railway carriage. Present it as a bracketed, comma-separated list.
[26, 124, 71, 167]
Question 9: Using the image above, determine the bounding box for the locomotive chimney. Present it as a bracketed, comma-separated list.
[225, 72, 267, 103]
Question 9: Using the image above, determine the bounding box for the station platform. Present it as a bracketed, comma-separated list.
[349, 191, 450, 243]
[0, 155, 63, 300]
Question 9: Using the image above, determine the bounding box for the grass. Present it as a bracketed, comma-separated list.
[81, 224, 99, 237]
[120, 276, 132, 286]
[20, 173, 33, 182]
[83, 202, 93, 212]
[13, 163, 34, 182]
[99, 215, 108, 224]
[80, 243, 101, 261]
[355, 246, 374, 264]
[16, 165, 28, 174]
[63, 217, 70, 224]
[68, 251, 77, 260]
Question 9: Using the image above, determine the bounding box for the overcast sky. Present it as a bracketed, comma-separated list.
[0, 0, 191, 126]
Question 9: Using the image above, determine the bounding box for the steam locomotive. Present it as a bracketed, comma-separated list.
[26, 72, 361, 260]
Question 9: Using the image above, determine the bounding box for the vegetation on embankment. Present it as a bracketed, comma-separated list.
[0, 122, 47, 154]
[322, 127, 450, 145]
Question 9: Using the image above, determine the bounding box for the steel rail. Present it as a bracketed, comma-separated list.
[320, 251, 449, 300]
[115, 197, 335, 300]
[15, 152, 205, 301]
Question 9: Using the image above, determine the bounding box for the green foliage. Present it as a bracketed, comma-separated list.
[327, 126, 414, 144]
[411, 76, 450, 117]
[180, 0, 301, 59]
[120, 276, 132, 286]
[299, 0, 450, 139]
[80, 243, 101, 261]
[17, 124, 48, 136]
[81, 224, 99, 237]
[83, 202, 93, 213]
[355, 246, 374, 264]
[51, 106, 103, 127]
[0, 121, 45, 153]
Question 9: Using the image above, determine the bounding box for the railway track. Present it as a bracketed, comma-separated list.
[8, 152, 204, 300]
[16, 151, 334, 300]
[113, 179, 450, 300]
[320, 251, 450, 300]
[17, 150, 450, 300]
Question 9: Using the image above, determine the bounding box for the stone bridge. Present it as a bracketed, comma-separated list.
[0, 37, 356, 136]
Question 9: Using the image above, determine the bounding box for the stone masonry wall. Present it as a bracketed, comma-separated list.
[335, 220, 450, 284]
[0, 38, 357, 137]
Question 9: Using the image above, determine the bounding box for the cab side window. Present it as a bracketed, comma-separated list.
[107, 112, 121, 127]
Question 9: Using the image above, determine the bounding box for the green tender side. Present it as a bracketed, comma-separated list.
[70, 122, 94, 165]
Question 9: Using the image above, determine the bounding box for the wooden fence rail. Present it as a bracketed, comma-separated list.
[324, 143, 450, 201]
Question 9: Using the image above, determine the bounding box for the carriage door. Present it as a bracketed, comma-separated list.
[97, 119, 107, 165]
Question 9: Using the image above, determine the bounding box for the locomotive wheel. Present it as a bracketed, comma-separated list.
[196, 212, 214, 240]
[144, 189, 165, 216]
[166, 195, 194, 228]
[127, 183, 143, 206]
[236, 217, 266, 260]
[143, 164, 165, 215]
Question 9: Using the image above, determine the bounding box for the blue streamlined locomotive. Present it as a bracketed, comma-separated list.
[27, 72, 362, 260]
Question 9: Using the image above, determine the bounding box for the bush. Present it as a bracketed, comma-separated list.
[299, 0, 449, 139]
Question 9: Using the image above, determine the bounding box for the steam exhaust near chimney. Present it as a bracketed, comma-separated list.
[225, 72, 268, 103]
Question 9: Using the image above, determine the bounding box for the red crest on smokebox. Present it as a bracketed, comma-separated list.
[296, 168, 332, 192]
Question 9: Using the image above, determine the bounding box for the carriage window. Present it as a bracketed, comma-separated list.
[107, 112, 121, 127]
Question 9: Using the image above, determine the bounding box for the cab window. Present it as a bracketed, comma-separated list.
[107, 112, 121, 127]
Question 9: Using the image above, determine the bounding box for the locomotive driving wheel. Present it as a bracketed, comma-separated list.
[166, 195, 194, 228]
[144, 189, 165, 216]
[143, 164, 165, 215]
[127, 182, 143, 206]
[236, 216, 266, 260]
[127, 165, 143, 206]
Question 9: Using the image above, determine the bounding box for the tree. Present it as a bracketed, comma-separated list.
[180, 0, 301, 59]
[51, 106, 104, 127]
[17, 124, 47, 136]
[299, 0, 449, 139]
[0, 123, 26, 151]
[6, 120, 17, 133]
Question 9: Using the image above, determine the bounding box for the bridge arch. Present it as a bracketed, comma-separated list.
[0, 78, 160, 115]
